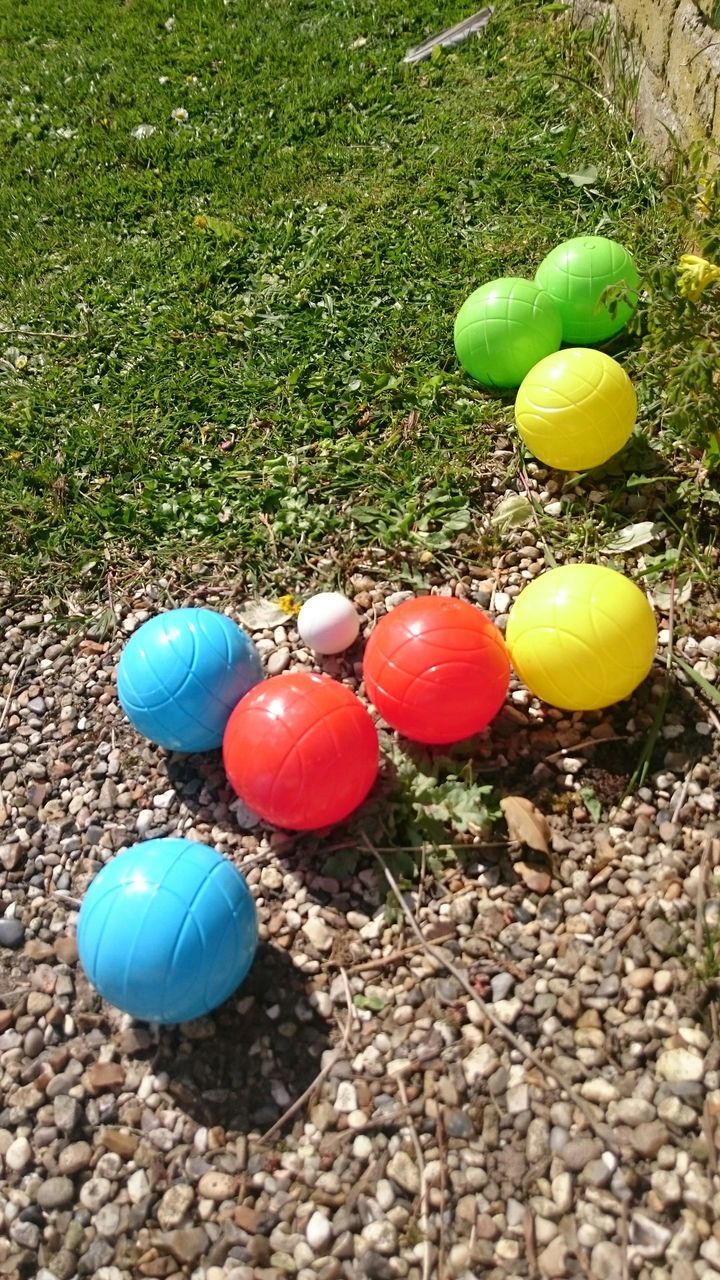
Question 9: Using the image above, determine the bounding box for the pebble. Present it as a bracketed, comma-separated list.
[362, 1221, 398, 1256]
[303, 916, 333, 952]
[463, 1043, 499, 1085]
[387, 1150, 420, 1195]
[306, 1211, 333, 1252]
[0, 918, 25, 948]
[37, 1176, 75, 1209]
[5, 1135, 32, 1171]
[656, 1048, 705, 1083]
[157, 1184, 195, 1229]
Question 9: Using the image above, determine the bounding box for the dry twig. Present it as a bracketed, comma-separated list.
[337, 933, 456, 975]
[0, 656, 26, 735]
[397, 1071, 431, 1280]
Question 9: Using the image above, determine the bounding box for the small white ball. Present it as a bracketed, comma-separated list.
[297, 592, 360, 655]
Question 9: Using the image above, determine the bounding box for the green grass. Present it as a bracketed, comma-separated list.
[0, 0, 672, 596]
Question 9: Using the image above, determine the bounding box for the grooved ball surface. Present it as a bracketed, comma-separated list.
[363, 596, 510, 744]
[117, 608, 263, 753]
[535, 236, 639, 344]
[515, 348, 637, 471]
[505, 565, 657, 711]
[223, 671, 378, 831]
[453, 277, 562, 388]
[77, 839, 258, 1024]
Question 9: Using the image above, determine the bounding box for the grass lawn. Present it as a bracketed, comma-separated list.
[0, 0, 691, 599]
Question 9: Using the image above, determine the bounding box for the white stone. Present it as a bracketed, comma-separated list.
[580, 1078, 619, 1104]
[347, 1110, 369, 1130]
[493, 997, 522, 1026]
[127, 1169, 150, 1204]
[375, 1179, 395, 1212]
[352, 1134, 373, 1160]
[551, 1172, 573, 1215]
[334, 1081, 357, 1113]
[656, 1048, 704, 1083]
[463, 1043, 499, 1086]
[361, 1219, 398, 1256]
[305, 1211, 332, 1252]
[302, 916, 333, 953]
[5, 1137, 32, 1172]
[153, 788, 175, 810]
[650, 1169, 681, 1205]
[387, 1149, 420, 1195]
[506, 1084, 530, 1114]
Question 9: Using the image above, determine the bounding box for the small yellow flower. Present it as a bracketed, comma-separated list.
[275, 594, 300, 616]
[676, 253, 720, 303]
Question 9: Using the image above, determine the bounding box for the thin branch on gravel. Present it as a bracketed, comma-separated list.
[436, 1106, 448, 1280]
[365, 835, 619, 1153]
[331, 1101, 424, 1144]
[397, 1070, 431, 1280]
[0, 657, 27, 815]
[545, 734, 626, 764]
[671, 769, 692, 823]
[524, 1205, 538, 1277]
[695, 838, 712, 968]
[0, 656, 26, 734]
[258, 964, 356, 1145]
[338, 933, 456, 975]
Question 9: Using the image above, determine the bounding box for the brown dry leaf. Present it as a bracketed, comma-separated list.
[513, 861, 552, 894]
[500, 795, 551, 854]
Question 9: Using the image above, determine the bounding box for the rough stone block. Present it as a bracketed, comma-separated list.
[633, 62, 683, 156]
[667, 0, 720, 137]
[613, 0, 682, 75]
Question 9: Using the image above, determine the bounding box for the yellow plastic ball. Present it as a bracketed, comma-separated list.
[505, 564, 657, 711]
[515, 348, 637, 471]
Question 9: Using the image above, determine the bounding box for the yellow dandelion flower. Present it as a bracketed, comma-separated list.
[676, 253, 720, 303]
[275, 593, 300, 616]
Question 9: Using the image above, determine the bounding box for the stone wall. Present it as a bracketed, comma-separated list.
[572, 0, 720, 160]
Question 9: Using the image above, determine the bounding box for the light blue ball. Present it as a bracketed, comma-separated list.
[117, 608, 262, 753]
[77, 839, 258, 1024]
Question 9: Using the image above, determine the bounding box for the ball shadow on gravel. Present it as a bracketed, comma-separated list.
[153, 942, 331, 1134]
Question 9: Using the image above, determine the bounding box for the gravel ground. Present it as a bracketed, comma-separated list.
[1, 480, 720, 1280]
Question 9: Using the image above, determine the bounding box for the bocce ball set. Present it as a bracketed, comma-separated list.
[77, 232, 658, 1027]
[454, 234, 640, 471]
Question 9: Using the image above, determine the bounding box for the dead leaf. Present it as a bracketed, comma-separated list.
[514, 861, 552, 894]
[604, 521, 658, 553]
[236, 599, 293, 630]
[500, 795, 551, 854]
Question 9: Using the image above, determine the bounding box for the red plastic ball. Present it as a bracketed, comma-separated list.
[363, 596, 510, 744]
[223, 671, 379, 831]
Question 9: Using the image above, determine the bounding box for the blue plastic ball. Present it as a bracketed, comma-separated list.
[117, 608, 262, 753]
[77, 839, 258, 1024]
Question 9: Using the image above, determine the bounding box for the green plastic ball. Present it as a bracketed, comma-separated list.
[453, 277, 563, 389]
[535, 236, 639, 345]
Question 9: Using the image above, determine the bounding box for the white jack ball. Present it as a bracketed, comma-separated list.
[297, 592, 360, 655]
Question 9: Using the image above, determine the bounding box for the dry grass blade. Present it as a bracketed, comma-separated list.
[0, 656, 26, 735]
